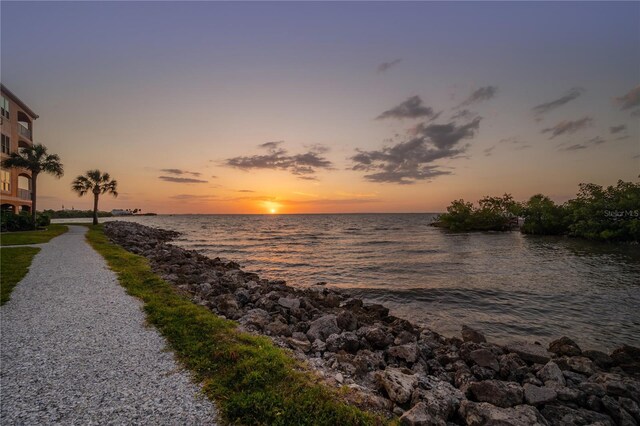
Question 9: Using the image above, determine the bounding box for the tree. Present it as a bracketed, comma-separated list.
[520, 194, 567, 235]
[1, 143, 64, 228]
[71, 170, 118, 225]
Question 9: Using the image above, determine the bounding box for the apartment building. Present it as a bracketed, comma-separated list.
[0, 84, 38, 213]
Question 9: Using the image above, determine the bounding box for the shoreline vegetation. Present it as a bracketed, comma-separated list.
[432, 179, 640, 242]
[99, 221, 640, 425]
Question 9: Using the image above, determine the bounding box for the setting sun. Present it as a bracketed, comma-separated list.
[270, 208, 277, 214]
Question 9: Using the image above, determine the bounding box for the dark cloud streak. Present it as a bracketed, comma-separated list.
[532, 87, 584, 117]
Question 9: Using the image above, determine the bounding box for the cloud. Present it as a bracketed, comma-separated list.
[169, 194, 217, 200]
[484, 146, 496, 156]
[532, 87, 584, 117]
[237, 189, 255, 193]
[351, 118, 481, 184]
[451, 109, 478, 121]
[160, 168, 202, 177]
[225, 142, 333, 178]
[614, 85, 640, 110]
[377, 59, 402, 73]
[541, 116, 593, 139]
[559, 136, 606, 152]
[561, 144, 589, 151]
[376, 96, 435, 120]
[159, 176, 208, 183]
[456, 86, 498, 108]
[610, 124, 627, 134]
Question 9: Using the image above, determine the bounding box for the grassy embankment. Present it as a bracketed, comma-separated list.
[1, 224, 68, 305]
[85, 224, 386, 426]
[0, 224, 68, 246]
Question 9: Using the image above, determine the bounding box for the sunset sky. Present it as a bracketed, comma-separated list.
[1, 1, 638, 214]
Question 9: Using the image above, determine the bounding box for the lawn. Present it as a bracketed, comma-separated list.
[0, 224, 68, 246]
[85, 225, 386, 426]
[1, 247, 41, 305]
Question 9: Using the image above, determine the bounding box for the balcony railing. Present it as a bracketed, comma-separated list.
[18, 188, 32, 200]
[18, 124, 32, 140]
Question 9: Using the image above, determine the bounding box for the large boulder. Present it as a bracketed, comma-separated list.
[239, 308, 271, 330]
[306, 315, 340, 342]
[459, 400, 549, 426]
[388, 343, 420, 364]
[523, 383, 557, 405]
[413, 375, 465, 421]
[461, 325, 486, 344]
[505, 342, 552, 364]
[359, 326, 393, 350]
[336, 310, 358, 331]
[611, 345, 640, 374]
[582, 350, 614, 369]
[468, 380, 524, 408]
[277, 297, 300, 310]
[565, 356, 597, 376]
[548, 336, 582, 357]
[469, 348, 499, 371]
[375, 367, 418, 404]
[325, 332, 359, 353]
[537, 361, 566, 386]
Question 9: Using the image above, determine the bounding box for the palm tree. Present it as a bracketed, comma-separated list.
[71, 170, 118, 225]
[1, 143, 64, 227]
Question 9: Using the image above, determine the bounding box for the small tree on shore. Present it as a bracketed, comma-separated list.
[71, 170, 118, 225]
[1, 143, 64, 228]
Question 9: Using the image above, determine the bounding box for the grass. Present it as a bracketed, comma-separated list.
[85, 225, 385, 425]
[0, 224, 68, 246]
[1, 247, 41, 305]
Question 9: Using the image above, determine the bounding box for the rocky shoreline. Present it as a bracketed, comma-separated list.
[103, 221, 640, 425]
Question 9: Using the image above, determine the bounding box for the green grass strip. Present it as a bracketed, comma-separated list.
[1, 247, 41, 305]
[86, 225, 384, 426]
[0, 224, 68, 246]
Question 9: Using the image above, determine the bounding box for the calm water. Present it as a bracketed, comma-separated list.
[67, 214, 640, 351]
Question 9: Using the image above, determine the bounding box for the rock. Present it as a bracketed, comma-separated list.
[611, 345, 640, 374]
[336, 310, 358, 331]
[620, 398, 640, 423]
[498, 353, 528, 382]
[582, 350, 614, 369]
[468, 380, 524, 408]
[360, 326, 393, 350]
[553, 386, 586, 405]
[578, 381, 606, 397]
[469, 348, 499, 371]
[548, 336, 582, 357]
[212, 294, 240, 319]
[325, 332, 359, 354]
[311, 339, 326, 353]
[590, 372, 640, 402]
[287, 337, 311, 352]
[395, 330, 418, 346]
[306, 315, 340, 342]
[239, 308, 271, 330]
[388, 343, 420, 364]
[523, 383, 557, 405]
[335, 372, 344, 384]
[537, 361, 566, 386]
[566, 356, 597, 375]
[459, 400, 549, 426]
[375, 367, 418, 404]
[541, 404, 614, 425]
[278, 297, 300, 310]
[400, 402, 441, 426]
[461, 325, 486, 344]
[505, 342, 552, 364]
[413, 375, 464, 421]
[265, 319, 291, 337]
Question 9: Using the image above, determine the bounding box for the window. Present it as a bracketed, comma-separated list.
[1, 97, 9, 119]
[1, 134, 10, 155]
[1, 169, 10, 192]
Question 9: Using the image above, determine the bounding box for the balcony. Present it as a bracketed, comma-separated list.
[18, 188, 32, 201]
[18, 124, 32, 140]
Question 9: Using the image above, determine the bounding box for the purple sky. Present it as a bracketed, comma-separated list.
[1, 1, 638, 213]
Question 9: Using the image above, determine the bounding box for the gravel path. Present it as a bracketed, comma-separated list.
[1, 226, 217, 425]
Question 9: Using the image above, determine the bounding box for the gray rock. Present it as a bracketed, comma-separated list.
[240, 308, 271, 330]
[469, 348, 499, 371]
[413, 375, 464, 421]
[460, 400, 549, 426]
[277, 297, 300, 310]
[325, 332, 359, 354]
[400, 402, 442, 426]
[537, 361, 566, 386]
[566, 356, 597, 375]
[582, 350, 614, 369]
[388, 343, 420, 364]
[523, 383, 557, 405]
[265, 319, 291, 337]
[468, 380, 524, 408]
[287, 337, 311, 352]
[336, 310, 358, 331]
[461, 325, 486, 344]
[611, 345, 640, 375]
[505, 342, 552, 364]
[359, 326, 393, 350]
[306, 315, 340, 342]
[375, 367, 418, 404]
[541, 404, 614, 425]
[620, 398, 640, 423]
[548, 336, 582, 357]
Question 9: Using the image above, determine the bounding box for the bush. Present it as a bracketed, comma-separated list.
[437, 194, 521, 232]
[0, 211, 34, 232]
[36, 213, 51, 227]
[520, 194, 567, 235]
